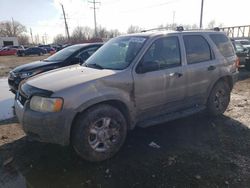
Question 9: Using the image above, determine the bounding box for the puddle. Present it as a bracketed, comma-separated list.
[0, 78, 14, 121]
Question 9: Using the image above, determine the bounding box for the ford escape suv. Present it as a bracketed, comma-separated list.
[15, 30, 238, 162]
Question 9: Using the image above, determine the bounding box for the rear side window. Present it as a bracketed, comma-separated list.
[183, 35, 212, 64]
[210, 34, 235, 57]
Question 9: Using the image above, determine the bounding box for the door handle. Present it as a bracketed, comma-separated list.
[207, 65, 216, 71]
[169, 72, 183, 78]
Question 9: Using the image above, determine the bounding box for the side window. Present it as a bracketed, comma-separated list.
[76, 47, 99, 61]
[183, 35, 212, 64]
[210, 34, 235, 57]
[138, 36, 181, 73]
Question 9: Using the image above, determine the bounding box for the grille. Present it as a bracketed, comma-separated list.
[17, 92, 27, 106]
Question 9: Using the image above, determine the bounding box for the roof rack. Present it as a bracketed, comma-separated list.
[141, 26, 173, 32]
[141, 26, 221, 33]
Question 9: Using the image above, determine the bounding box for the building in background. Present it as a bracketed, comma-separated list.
[0, 37, 19, 47]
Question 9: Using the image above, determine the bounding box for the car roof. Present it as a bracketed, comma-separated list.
[71, 43, 103, 47]
[119, 30, 224, 39]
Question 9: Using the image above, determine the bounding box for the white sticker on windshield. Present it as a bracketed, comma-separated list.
[129, 37, 146, 43]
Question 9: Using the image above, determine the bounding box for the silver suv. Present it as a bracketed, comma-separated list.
[15, 30, 238, 161]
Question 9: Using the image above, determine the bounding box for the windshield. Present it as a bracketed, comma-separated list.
[85, 36, 147, 70]
[45, 45, 82, 62]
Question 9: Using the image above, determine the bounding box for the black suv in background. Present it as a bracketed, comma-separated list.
[8, 43, 103, 93]
[231, 39, 250, 71]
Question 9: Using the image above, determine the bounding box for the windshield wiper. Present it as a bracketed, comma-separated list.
[85, 63, 104, 70]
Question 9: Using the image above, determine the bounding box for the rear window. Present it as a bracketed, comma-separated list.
[183, 35, 212, 64]
[210, 34, 235, 57]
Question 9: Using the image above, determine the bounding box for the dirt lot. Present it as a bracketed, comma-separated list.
[0, 55, 50, 77]
[0, 69, 250, 188]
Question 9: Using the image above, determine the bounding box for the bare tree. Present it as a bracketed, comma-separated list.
[207, 20, 216, 29]
[96, 26, 109, 38]
[71, 26, 85, 43]
[108, 29, 121, 38]
[18, 34, 29, 45]
[127, 25, 142, 34]
[207, 20, 223, 29]
[71, 26, 95, 43]
[0, 20, 26, 37]
[34, 34, 40, 45]
[53, 34, 67, 44]
[81, 26, 94, 39]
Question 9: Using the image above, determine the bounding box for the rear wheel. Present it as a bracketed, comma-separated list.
[207, 81, 231, 116]
[72, 104, 127, 162]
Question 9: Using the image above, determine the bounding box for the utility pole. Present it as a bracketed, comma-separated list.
[172, 11, 175, 29]
[43, 33, 48, 44]
[60, 3, 70, 41]
[11, 17, 16, 36]
[199, 0, 204, 28]
[89, 0, 100, 37]
[30, 28, 34, 44]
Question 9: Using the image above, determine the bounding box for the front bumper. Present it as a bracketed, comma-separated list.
[15, 97, 75, 146]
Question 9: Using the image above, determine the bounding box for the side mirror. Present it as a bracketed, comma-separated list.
[136, 60, 159, 74]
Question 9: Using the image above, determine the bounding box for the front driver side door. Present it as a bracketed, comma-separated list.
[133, 36, 187, 120]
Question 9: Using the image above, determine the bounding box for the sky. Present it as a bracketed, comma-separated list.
[1, 0, 250, 43]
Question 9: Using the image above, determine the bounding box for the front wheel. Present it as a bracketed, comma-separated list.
[207, 81, 231, 116]
[72, 104, 127, 162]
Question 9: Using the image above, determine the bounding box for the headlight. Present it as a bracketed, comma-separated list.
[30, 96, 63, 112]
[19, 70, 42, 79]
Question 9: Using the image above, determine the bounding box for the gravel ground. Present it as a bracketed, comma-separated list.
[0, 69, 250, 188]
[0, 55, 49, 77]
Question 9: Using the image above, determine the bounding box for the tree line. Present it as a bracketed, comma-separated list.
[0, 20, 223, 45]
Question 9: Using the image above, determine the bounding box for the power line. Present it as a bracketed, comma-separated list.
[60, 3, 70, 41]
[88, 0, 101, 37]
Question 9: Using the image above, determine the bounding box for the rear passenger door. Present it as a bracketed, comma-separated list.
[183, 35, 216, 105]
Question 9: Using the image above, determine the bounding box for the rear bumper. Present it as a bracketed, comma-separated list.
[15, 98, 75, 146]
[232, 71, 238, 85]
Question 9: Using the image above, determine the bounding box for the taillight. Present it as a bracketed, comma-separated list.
[235, 57, 240, 68]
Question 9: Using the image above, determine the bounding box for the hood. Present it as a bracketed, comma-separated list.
[26, 65, 117, 92]
[13, 60, 60, 72]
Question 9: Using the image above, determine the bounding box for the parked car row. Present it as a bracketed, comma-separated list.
[11, 29, 238, 162]
[0, 45, 24, 56]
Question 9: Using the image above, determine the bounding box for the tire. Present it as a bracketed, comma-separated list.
[38, 52, 43, 56]
[72, 104, 127, 162]
[245, 63, 250, 71]
[21, 53, 25, 57]
[207, 81, 231, 116]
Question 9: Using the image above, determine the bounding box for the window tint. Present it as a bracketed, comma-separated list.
[76, 47, 99, 61]
[139, 36, 181, 72]
[184, 35, 212, 64]
[210, 34, 235, 57]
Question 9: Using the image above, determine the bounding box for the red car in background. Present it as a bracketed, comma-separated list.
[0, 47, 17, 56]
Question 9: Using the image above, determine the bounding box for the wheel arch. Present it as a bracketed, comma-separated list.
[206, 75, 233, 103]
[70, 99, 135, 144]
